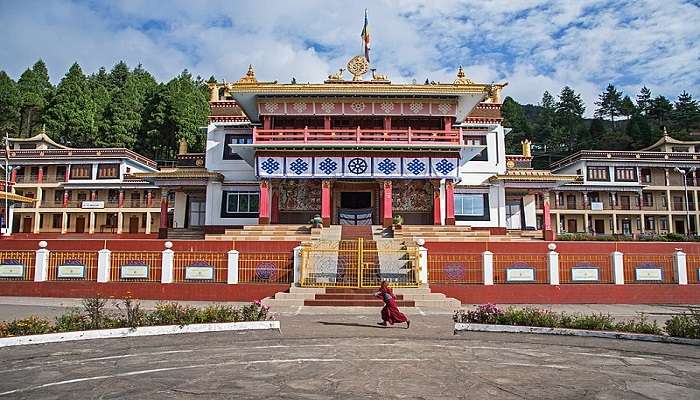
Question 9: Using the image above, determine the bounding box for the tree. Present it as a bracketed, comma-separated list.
[648, 95, 673, 127]
[88, 67, 112, 137]
[105, 65, 158, 149]
[594, 83, 623, 128]
[588, 118, 606, 144]
[670, 91, 700, 135]
[43, 63, 97, 146]
[0, 71, 22, 133]
[628, 112, 654, 149]
[636, 86, 653, 116]
[501, 96, 530, 153]
[620, 95, 636, 120]
[16, 60, 53, 136]
[109, 61, 130, 91]
[533, 91, 556, 148]
[554, 86, 588, 152]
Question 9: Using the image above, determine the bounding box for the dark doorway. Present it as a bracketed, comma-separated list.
[675, 220, 686, 235]
[594, 220, 605, 234]
[129, 216, 140, 233]
[75, 216, 86, 233]
[22, 217, 32, 233]
[566, 219, 577, 233]
[340, 192, 371, 209]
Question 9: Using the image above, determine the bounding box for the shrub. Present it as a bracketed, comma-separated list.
[82, 295, 109, 329]
[114, 297, 146, 328]
[613, 314, 662, 335]
[4, 316, 52, 336]
[146, 302, 200, 326]
[54, 310, 90, 332]
[665, 309, 700, 339]
[198, 304, 242, 323]
[453, 303, 503, 324]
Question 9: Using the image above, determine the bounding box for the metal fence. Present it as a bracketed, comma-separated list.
[494, 254, 548, 284]
[427, 254, 482, 284]
[48, 251, 98, 281]
[110, 251, 162, 282]
[238, 252, 293, 284]
[173, 252, 227, 283]
[622, 254, 675, 284]
[685, 255, 700, 284]
[0, 250, 36, 280]
[559, 254, 613, 284]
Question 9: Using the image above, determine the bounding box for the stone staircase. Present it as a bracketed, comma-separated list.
[167, 227, 205, 240]
[206, 224, 318, 241]
[262, 286, 461, 309]
[395, 225, 539, 242]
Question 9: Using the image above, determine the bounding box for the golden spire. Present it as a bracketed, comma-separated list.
[521, 140, 532, 158]
[453, 65, 473, 85]
[237, 64, 258, 84]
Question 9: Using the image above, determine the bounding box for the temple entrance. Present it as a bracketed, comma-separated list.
[339, 192, 372, 225]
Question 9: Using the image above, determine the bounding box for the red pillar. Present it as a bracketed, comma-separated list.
[258, 180, 270, 224]
[146, 191, 153, 208]
[321, 180, 331, 226]
[263, 116, 271, 130]
[37, 166, 44, 183]
[324, 116, 331, 130]
[158, 190, 169, 239]
[90, 190, 97, 201]
[10, 168, 17, 184]
[62, 191, 69, 208]
[382, 180, 393, 227]
[118, 190, 125, 208]
[271, 190, 280, 224]
[542, 190, 554, 241]
[383, 116, 392, 131]
[445, 180, 455, 225]
[433, 185, 442, 225]
[64, 166, 70, 182]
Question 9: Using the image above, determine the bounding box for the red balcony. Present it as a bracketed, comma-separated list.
[252, 127, 465, 146]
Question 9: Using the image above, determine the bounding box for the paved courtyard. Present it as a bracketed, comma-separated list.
[1, 309, 699, 399]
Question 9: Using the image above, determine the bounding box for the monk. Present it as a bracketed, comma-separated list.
[375, 281, 410, 328]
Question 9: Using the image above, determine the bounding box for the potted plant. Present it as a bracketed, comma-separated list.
[310, 214, 323, 229]
[393, 215, 404, 230]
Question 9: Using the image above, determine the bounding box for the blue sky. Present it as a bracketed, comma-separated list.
[1, 0, 698, 114]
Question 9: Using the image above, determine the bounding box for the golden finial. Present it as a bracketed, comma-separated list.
[237, 64, 258, 84]
[178, 138, 188, 155]
[663, 126, 668, 136]
[453, 65, 473, 85]
[521, 140, 532, 158]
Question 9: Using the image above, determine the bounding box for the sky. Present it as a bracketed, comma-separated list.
[1, 0, 699, 114]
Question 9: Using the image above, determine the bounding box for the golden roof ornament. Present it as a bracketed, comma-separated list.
[237, 64, 258, 84]
[453, 65, 473, 85]
[347, 55, 369, 81]
[327, 68, 345, 82]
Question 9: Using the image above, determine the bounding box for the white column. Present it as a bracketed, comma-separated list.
[34, 240, 50, 282]
[116, 211, 124, 234]
[482, 250, 494, 285]
[88, 211, 95, 234]
[611, 251, 624, 285]
[161, 241, 174, 283]
[293, 245, 302, 285]
[145, 212, 152, 234]
[674, 249, 687, 285]
[227, 249, 239, 284]
[417, 238, 428, 286]
[97, 248, 111, 283]
[547, 243, 559, 285]
[61, 211, 68, 234]
[32, 187, 42, 233]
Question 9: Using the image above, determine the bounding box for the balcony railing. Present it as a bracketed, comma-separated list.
[252, 127, 465, 146]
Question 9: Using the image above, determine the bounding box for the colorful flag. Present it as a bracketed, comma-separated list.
[361, 9, 371, 62]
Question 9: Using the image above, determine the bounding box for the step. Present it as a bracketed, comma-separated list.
[412, 299, 461, 309]
[324, 288, 378, 294]
[314, 293, 405, 300]
[304, 299, 415, 307]
[261, 298, 305, 307]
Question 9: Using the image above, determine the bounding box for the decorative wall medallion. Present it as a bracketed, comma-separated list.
[347, 55, 369, 79]
[437, 103, 451, 114]
[318, 158, 338, 175]
[380, 102, 394, 113]
[289, 158, 309, 175]
[264, 103, 280, 113]
[433, 159, 455, 175]
[445, 263, 465, 280]
[255, 262, 277, 280]
[320, 102, 335, 113]
[350, 102, 367, 113]
[409, 103, 424, 114]
[261, 158, 280, 174]
[377, 158, 397, 175]
[406, 159, 426, 175]
[347, 158, 368, 174]
[292, 103, 307, 113]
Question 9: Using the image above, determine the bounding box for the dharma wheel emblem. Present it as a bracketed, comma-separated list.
[347, 158, 368, 174]
[347, 55, 369, 80]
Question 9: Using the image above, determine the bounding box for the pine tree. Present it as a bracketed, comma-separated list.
[636, 86, 652, 116]
[648, 95, 673, 127]
[501, 96, 530, 153]
[16, 60, 53, 136]
[628, 112, 653, 149]
[88, 67, 112, 139]
[43, 63, 97, 146]
[620, 95, 636, 120]
[0, 71, 22, 133]
[671, 91, 700, 135]
[589, 118, 606, 144]
[534, 91, 556, 149]
[555, 86, 588, 152]
[594, 83, 623, 129]
[105, 66, 157, 149]
[109, 61, 130, 90]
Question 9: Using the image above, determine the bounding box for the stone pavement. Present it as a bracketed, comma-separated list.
[1, 313, 699, 399]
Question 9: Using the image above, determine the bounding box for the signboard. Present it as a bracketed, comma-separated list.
[81, 201, 105, 209]
[590, 202, 604, 211]
[506, 267, 535, 282]
[0, 263, 25, 278]
[635, 267, 663, 281]
[58, 264, 86, 278]
[120, 264, 149, 279]
[185, 265, 214, 280]
[571, 267, 600, 282]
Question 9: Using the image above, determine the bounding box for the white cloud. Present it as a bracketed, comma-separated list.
[0, 0, 698, 115]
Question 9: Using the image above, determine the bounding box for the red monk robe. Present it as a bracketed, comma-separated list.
[376, 281, 410, 328]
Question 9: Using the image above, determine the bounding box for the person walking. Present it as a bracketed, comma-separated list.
[375, 281, 410, 328]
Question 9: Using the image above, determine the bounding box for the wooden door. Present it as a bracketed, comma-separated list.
[567, 219, 577, 233]
[75, 216, 85, 233]
[22, 217, 32, 233]
[129, 216, 140, 233]
[594, 220, 605, 234]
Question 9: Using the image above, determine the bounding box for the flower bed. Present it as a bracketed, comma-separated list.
[0, 296, 272, 338]
[454, 304, 666, 335]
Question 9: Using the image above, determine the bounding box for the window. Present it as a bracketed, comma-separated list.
[52, 214, 62, 229]
[70, 164, 92, 179]
[464, 136, 488, 161]
[223, 134, 253, 160]
[643, 193, 653, 207]
[645, 216, 656, 231]
[615, 167, 637, 182]
[97, 164, 120, 179]
[454, 193, 490, 221]
[641, 168, 652, 183]
[54, 190, 64, 205]
[566, 195, 577, 209]
[77, 192, 88, 202]
[660, 217, 668, 231]
[108, 190, 118, 203]
[55, 166, 66, 181]
[221, 191, 260, 217]
[587, 166, 609, 181]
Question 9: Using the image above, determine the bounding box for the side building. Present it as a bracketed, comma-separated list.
[548, 133, 700, 236]
[5, 133, 161, 236]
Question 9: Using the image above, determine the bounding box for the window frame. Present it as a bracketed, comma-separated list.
[70, 164, 93, 180]
[454, 193, 490, 221]
[587, 166, 610, 182]
[223, 133, 253, 160]
[614, 167, 637, 182]
[96, 163, 121, 180]
[220, 190, 260, 218]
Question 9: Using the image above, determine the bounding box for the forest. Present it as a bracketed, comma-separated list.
[1, 60, 699, 166]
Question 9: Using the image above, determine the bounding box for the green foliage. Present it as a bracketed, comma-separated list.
[664, 309, 700, 339]
[594, 83, 623, 128]
[556, 232, 699, 242]
[0, 71, 22, 133]
[455, 305, 662, 335]
[2, 315, 53, 336]
[16, 60, 53, 136]
[502, 96, 531, 153]
[671, 91, 700, 135]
